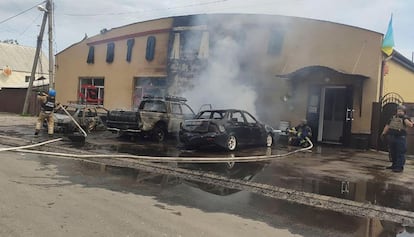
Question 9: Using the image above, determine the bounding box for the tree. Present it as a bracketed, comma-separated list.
[1, 39, 19, 45]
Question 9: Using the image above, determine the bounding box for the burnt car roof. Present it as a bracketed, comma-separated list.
[198, 109, 248, 113]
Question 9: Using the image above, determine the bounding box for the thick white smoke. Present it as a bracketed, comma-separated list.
[183, 30, 257, 116]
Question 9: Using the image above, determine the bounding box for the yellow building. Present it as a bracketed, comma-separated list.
[383, 50, 414, 101]
[55, 14, 414, 148]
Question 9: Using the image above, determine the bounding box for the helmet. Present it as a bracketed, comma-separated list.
[397, 105, 406, 112]
[48, 89, 56, 97]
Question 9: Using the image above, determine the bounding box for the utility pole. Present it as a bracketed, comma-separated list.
[47, 0, 54, 89]
[22, 10, 48, 115]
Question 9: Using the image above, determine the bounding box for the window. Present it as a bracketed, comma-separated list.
[146, 36, 156, 61]
[106, 42, 115, 63]
[212, 112, 224, 119]
[25, 76, 30, 82]
[87, 46, 95, 64]
[126, 39, 135, 62]
[79, 78, 104, 105]
[231, 112, 245, 123]
[140, 101, 167, 113]
[171, 103, 182, 114]
[268, 30, 283, 55]
[181, 104, 195, 116]
[244, 112, 257, 124]
[180, 31, 202, 60]
[133, 77, 166, 109]
[198, 111, 211, 119]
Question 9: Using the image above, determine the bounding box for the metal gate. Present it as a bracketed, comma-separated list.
[378, 93, 404, 151]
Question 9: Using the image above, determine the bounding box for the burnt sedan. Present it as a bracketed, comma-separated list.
[179, 109, 274, 151]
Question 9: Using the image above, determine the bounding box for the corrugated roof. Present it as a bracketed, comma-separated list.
[0, 43, 49, 73]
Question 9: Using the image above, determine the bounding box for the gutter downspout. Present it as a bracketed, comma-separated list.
[379, 54, 393, 101]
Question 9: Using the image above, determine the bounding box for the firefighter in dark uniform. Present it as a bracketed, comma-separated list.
[381, 105, 414, 172]
[288, 119, 312, 147]
[35, 89, 59, 137]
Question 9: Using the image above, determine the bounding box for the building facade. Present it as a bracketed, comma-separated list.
[0, 43, 49, 114]
[55, 14, 414, 147]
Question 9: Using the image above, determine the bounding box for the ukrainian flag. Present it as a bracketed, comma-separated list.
[382, 15, 394, 56]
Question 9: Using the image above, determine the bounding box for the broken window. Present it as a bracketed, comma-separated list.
[133, 77, 166, 109]
[170, 33, 180, 59]
[106, 42, 115, 63]
[198, 31, 209, 59]
[146, 36, 156, 61]
[140, 100, 167, 113]
[87, 46, 95, 64]
[180, 31, 202, 60]
[126, 39, 135, 62]
[268, 30, 284, 55]
[171, 103, 182, 114]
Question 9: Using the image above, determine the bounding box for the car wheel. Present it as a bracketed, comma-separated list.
[226, 135, 237, 151]
[153, 126, 166, 142]
[266, 133, 273, 147]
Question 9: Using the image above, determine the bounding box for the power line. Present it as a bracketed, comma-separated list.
[19, 12, 42, 36]
[0, 1, 46, 25]
[63, 0, 229, 17]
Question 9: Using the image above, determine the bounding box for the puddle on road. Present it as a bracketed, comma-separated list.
[32, 153, 414, 237]
[4, 128, 414, 236]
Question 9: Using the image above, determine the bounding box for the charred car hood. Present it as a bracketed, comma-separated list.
[54, 113, 72, 123]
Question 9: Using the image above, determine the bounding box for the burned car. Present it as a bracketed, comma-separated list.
[179, 109, 274, 151]
[46, 104, 108, 133]
[106, 96, 195, 142]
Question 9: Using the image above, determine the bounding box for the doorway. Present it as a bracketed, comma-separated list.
[317, 86, 353, 144]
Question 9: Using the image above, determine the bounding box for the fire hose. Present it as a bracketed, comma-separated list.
[0, 137, 313, 163]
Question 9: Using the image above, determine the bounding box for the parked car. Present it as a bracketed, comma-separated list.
[179, 109, 275, 151]
[106, 95, 195, 142]
[45, 104, 108, 133]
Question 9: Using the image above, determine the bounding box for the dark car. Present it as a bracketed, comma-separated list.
[179, 109, 274, 151]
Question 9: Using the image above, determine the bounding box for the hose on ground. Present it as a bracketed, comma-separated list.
[0, 138, 63, 151]
[2, 137, 313, 163]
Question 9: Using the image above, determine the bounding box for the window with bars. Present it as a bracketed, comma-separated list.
[79, 77, 105, 105]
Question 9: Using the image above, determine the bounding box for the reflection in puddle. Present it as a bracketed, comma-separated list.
[33, 152, 414, 237]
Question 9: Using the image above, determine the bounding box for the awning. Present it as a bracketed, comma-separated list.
[276, 65, 369, 80]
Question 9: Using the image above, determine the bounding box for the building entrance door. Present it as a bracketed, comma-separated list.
[318, 86, 353, 144]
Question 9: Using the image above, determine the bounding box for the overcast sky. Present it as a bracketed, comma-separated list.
[1, 0, 413, 59]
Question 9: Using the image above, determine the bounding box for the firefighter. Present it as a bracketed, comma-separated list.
[35, 89, 59, 137]
[288, 119, 312, 147]
[381, 105, 414, 172]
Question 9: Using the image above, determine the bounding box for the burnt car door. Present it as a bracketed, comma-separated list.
[139, 100, 167, 131]
[168, 102, 184, 133]
[228, 111, 250, 144]
[242, 111, 262, 144]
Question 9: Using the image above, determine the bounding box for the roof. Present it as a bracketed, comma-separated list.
[391, 50, 414, 72]
[0, 43, 49, 73]
[57, 13, 383, 55]
[0, 43, 49, 89]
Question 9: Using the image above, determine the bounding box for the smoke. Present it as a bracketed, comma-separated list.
[183, 34, 257, 115]
[167, 14, 291, 127]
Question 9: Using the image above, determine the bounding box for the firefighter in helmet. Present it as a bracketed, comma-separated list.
[35, 89, 60, 137]
[288, 119, 312, 147]
[381, 105, 414, 172]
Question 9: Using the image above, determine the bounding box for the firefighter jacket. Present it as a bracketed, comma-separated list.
[387, 115, 410, 136]
[38, 95, 56, 114]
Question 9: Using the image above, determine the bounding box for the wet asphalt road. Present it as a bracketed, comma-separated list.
[2, 124, 414, 236]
